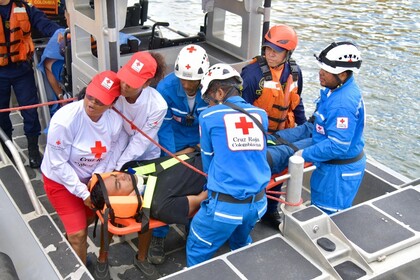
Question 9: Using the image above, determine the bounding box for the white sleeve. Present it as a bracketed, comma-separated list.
[45, 123, 90, 200]
[115, 107, 167, 170]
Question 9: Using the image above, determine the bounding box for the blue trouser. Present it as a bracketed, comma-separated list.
[0, 68, 41, 137]
[265, 122, 313, 213]
[186, 193, 267, 267]
[311, 155, 366, 214]
[152, 225, 169, 238]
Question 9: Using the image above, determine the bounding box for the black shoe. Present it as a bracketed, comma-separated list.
[147, 236, 165, 265]
[29, 152, 42, 168]
[261, 211, 282, 229]
[133, 254, 161, 280]
[27, 135, 42, 168]
[93, 260, 111, 280]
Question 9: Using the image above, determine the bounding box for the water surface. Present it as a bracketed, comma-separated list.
[144, 0, 419, 179]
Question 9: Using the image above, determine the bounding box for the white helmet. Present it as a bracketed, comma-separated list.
[174, 44, 210, 80]
[200, 63, 242, 97]
[314, 42, 362, 74]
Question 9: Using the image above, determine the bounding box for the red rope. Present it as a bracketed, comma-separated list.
[0, 98, 77, 113]
[111, 106, 208, 178]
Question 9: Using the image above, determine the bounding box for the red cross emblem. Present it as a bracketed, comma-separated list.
[185, 64, 191, 69]
[91, 141, 106, 159]
[186, 46, 197, 53]
[340, 118, 346, 124]
[235, 116, 254, 135]
[56, 140, 61, 145]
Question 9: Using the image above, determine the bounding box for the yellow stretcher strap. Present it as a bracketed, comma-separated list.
[132, 163, 156, 175]
[143, 175, 156, 209]
[131, 154, 190, 176]
[160, 154, 189, 169]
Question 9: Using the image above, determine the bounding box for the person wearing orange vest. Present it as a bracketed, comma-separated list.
[0, 0, 61, 168]
[241, 24, 306, 229]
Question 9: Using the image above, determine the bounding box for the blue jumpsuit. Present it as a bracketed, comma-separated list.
[157, 72, 208, 155]
[154, 73, 208, 238]
[0, 1, 60, 137]
[186, 96, 271, 267]
[302, 75, 366, 214]
[267, 122, 313, 174]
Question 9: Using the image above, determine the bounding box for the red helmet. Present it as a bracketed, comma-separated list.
[263, 24, 298, 52]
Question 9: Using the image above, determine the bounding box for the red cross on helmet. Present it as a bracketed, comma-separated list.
[174, 44, 210, 80]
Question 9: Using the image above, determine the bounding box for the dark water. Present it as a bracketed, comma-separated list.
[145, 0, 419, 179]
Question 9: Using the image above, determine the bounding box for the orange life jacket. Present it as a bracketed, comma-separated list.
[0, 1, 35, 66]
[253, 63, 301, 133]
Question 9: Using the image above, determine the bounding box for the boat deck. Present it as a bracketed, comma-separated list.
[2, 110, 420, 280]
[0, 111, 297, 279]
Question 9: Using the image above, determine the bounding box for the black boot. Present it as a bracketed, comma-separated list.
[27, 135, 42, 168]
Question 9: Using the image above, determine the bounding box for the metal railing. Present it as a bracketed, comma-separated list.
[0, 128, 43, 215]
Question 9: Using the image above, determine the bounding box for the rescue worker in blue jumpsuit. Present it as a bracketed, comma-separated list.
[295, 41, 366, 214]
[241, 24, 307, 228]
[150, 44, 209, 265]
[0, 0, 61, 167]
[186, 63, 271, 267]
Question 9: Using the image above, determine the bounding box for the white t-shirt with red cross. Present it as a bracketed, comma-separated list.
[41, 101, 124, 200]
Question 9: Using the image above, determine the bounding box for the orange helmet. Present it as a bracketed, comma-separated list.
[263, 24, 298, 52]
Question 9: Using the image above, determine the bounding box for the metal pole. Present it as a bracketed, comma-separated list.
[285, 155, 304, 212]
[0, 128, 43, 215]
[261, 0, 271, 55]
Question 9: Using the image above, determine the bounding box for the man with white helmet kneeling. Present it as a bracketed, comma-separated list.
[295, 41, 366, 214]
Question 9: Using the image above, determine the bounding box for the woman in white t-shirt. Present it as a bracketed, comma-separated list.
[41, 70, 124, 265]
[111, 51, 168, 170]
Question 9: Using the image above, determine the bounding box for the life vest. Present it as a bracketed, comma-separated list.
[253, 56, 301, 133]
[0, 1, 35, 66]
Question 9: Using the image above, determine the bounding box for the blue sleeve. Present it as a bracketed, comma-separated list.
[240, 64, 260, 104]
[199, 115, 212, 173]
[158, 111, 176, 156]
[303, 107, 358, 162]
[28, 4, 61, 36]
[156, 82, 176, 156]
[293, 98, 307, 125]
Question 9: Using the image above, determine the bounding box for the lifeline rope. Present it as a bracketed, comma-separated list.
[0, 98, 76, 113]
[4, 98, 305, 205]
[111, 106, 207, 178]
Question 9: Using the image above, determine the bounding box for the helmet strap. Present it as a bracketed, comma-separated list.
[221, 86, 240, 103]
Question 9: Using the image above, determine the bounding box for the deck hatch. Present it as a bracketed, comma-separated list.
[227, 236, 323, 279]
[166, 259, 240, 280]
[332, 205, 414, 255]
[373, 188, 420, 232]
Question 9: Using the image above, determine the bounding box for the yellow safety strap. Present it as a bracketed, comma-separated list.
[143, 175, 157, 209]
